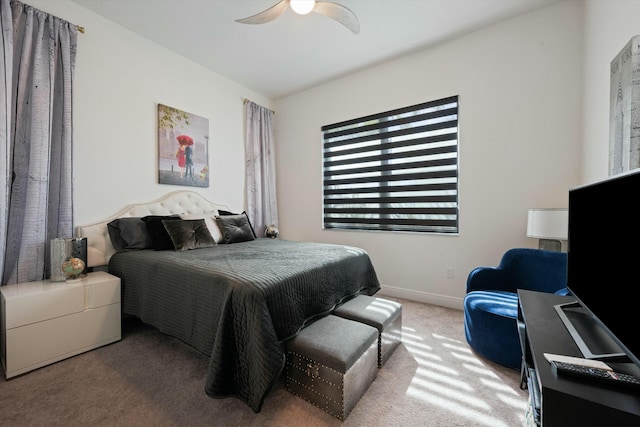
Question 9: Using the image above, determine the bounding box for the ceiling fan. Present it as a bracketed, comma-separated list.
[235, 0, 360, 35]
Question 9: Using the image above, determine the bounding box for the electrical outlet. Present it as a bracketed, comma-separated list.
[446, 267, 454, 278]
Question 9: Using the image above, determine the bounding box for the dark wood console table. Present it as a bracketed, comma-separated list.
[517, 289, 640, 426]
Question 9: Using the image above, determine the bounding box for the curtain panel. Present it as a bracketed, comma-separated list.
[243, 101, 278, 237]
[1, 0, 13, 285]
[1, 0, 77, 285]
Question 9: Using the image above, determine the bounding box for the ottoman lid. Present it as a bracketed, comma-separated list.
[287, 315, 378, 372]
[334, 295, 402, 330]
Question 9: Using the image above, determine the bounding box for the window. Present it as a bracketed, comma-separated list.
[322, 95, 459, 234]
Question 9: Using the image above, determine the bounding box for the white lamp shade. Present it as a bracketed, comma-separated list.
[527, 208, 568, 240]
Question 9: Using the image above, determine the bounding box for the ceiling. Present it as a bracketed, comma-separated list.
[69, 0, 563, 99]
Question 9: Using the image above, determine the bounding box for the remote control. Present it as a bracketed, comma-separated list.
[550, 361, 640, 391]
[544, 353, 612, 371]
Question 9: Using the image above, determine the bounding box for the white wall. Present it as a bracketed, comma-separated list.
[27, 0, 273, 226]
[28, 0, 592, 310]
[274, 0, 583, 308]
[581, 0, 640, 184]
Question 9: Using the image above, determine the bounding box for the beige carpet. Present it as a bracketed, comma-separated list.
[0, 297, 528, 426]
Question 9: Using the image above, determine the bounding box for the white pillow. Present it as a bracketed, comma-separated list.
[180, 211, 224, 243]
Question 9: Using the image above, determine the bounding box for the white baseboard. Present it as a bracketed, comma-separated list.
[377, 285, 464, 311]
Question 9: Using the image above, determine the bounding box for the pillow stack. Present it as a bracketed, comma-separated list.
[107, 209, 257, 252]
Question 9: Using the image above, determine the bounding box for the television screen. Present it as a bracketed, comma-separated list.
[566, 168, 640, 367]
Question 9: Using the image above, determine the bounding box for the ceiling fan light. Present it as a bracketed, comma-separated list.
[290, 0, 316, 15]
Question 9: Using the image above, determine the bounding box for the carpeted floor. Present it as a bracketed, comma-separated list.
[0, 297, 528, 426]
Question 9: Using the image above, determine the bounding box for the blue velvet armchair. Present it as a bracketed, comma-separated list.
[463, 248, 568, 369]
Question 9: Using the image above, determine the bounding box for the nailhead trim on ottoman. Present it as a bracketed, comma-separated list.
[285, 315, 378, 421]
[333, 295, 402, 367]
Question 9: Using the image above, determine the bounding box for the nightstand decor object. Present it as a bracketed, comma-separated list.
[50, 238, 88, 282]
[49, 238, 69, 282]
[264, 224, 279, 238]
[66, 237, 88, 275]
[62, 257, 85, 280]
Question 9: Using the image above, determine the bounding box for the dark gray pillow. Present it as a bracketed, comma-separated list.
[215, 214, 256, 244]
[142, 215, 181, 250]
[218, 210, 256, 238]
[162, 219, 216, 251]
[107, 217, 154, 252]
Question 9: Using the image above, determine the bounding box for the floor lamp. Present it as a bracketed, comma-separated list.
[527, 208, 568, 252]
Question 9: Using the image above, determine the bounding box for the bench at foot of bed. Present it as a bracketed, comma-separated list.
[333, 295, 403, 368]
[285, 315, 378, 421]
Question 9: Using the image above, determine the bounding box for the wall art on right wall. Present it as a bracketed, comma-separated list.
[609, 35, 640, 176]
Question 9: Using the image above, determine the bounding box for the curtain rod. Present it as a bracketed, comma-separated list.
[242, 98, 276, 114]
[18, 2, 84, 34]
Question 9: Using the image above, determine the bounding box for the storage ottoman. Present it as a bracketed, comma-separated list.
[333, 295, 402, 367]
[285, 315, 378, 420]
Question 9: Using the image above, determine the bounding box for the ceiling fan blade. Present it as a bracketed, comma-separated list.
[313, 1, 360, 34]
[235, 0, 290, 25]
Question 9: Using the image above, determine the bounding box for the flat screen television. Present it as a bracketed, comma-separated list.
[556, 168, 640, 368]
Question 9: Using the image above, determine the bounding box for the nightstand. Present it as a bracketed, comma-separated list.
[1, 271, 121, 379]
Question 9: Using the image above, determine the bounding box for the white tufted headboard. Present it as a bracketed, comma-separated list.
[76, 191, 230, 268]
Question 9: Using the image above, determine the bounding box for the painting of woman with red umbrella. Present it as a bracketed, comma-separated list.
[176, 134, 193, 178]
[157, 104, 209, 187]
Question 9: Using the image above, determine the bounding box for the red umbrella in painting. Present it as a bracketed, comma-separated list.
[176, 134, 194, 146]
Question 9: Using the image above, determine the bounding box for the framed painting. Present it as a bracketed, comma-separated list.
[157, 103, 209, 187]
[609, 36, 640, 176]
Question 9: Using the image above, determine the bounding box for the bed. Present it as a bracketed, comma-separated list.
[76, 191, 381, 412]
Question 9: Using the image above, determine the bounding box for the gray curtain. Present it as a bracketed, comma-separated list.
[1, 0, 12, 285]
[1, 0, 77, 285]
[244, 100, 278, 237]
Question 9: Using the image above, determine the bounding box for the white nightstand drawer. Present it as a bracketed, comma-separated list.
[4, 283, 84, 329]
[1, 271, 122, 378]
[5, 303, 120, 377]
[3, 272, 120, 330]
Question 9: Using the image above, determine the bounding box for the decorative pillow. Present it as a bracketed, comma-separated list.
[218, 210, 257, 238]
[162, 219, 216, 251]
[179, 212, 224, 244]
[107, 217, 153, 252]
[141, 215, 182, 250]
[216, 214, 256, 244]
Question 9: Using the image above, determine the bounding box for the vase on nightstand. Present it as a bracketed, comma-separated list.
[66, 237, 88, 275]
[50, 238, 70, 282]
[62, 257, 86, 281]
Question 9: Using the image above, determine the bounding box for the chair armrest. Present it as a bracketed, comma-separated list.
[466, 267, 514, 293]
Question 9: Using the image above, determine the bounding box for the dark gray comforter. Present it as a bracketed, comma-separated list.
[108, 238, 380, 412]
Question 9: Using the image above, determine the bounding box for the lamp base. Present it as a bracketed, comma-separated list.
[538, 239, 561, 252]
